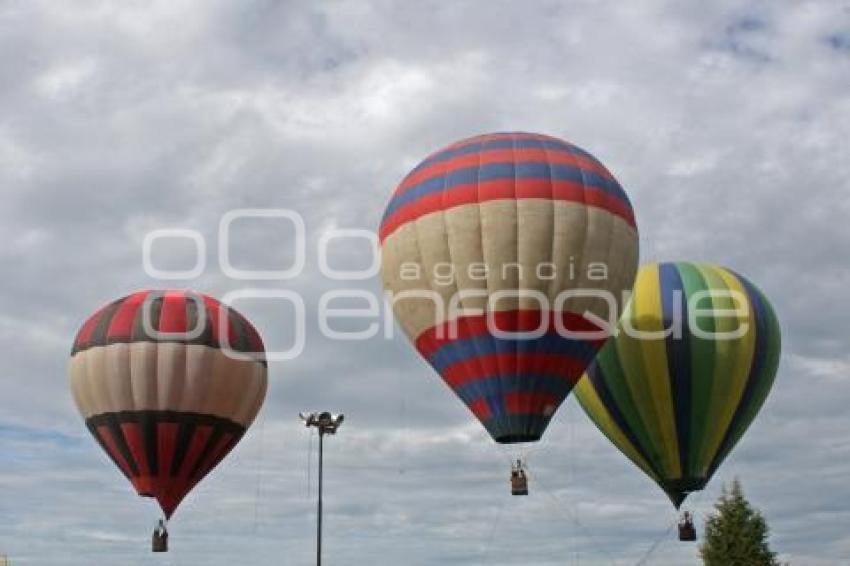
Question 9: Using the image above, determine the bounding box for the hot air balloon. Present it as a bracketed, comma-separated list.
[574, 262, 781, 518]
[380, 132, 639, 475]
[68, 290, 267, 549]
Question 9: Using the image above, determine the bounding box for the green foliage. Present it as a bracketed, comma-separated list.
[700, 479, 782, 566]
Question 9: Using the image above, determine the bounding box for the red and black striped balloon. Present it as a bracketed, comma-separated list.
[68, 290, 267, 518]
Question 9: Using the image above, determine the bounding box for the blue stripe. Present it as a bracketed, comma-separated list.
[481, 414, 552, 441]
[411, 136, 579, 173]
[452, 316, 500, 427]
[659, 262, 692, 476]
[486, 395, 506, 417]
[427, 332, 598, 374]
[586, 360, 658, 476]
[453, 374, 574, 405]
[382, 161, 629, 222]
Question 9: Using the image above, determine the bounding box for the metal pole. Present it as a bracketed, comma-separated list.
[317, 429, 323, 566]
[300, 412, 342, 566]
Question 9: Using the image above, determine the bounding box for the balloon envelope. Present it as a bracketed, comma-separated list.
[380, 132, 639, 443]
[68, 290, 267, 517]
[574, 262, 781, 507]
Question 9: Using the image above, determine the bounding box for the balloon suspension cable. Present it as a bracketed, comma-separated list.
[632, 520, 676, 566]
[633, 487, 712, 566]
[478, 489, 510, 562]
[517, 430, 548, 467]
[494, 442, 538, 469]
[534, 475, 619, 566]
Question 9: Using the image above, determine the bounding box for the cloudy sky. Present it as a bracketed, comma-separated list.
[1, 0, 849, 564]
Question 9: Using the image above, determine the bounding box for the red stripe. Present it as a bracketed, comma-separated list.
[415, 311, 605, 359]
[238, 316, 265, 354]
[223, 308, 239, 350]
[437, 132, 567, 155]
[581, 185, 635, 223]
[414, 133, 543, 165]
[157, 430, 238, 517]
[202, 295, 222, 345]
[453, 315, 503, 379]
[193, 432, 236, 481]
[203, 295, 237, 349]
[158, 291, 188, 333]
[468, 398, 492, 420]
[121, 423, 153, 495]
[398, 147, 615, 197]
[517, 310, 547, 386]
[73, 290, 264, 359]
[105, 291, 147, 342]
[156, 477, 191, 519]
[504, 392, 561, 416]
[178, 426, 213, 479]
[96, 425, 134, 480]
[495, 311, 519, 377]
[441, 353, 587, 388]
[75, 306, 108, 349]
[379, 183, 634, 242]
[157, 422, 179, 479]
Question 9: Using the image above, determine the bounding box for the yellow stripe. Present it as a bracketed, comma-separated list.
[574, 378, 658, 482]
[617, 265, 681, 479]
[634, 264, 682, 478]
[695, 265, 757, 475]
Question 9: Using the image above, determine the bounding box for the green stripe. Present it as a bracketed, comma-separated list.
[596, 337, 668, 477]
[676, 263, 714, 477]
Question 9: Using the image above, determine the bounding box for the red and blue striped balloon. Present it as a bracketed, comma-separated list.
[380, 132, 639, 443]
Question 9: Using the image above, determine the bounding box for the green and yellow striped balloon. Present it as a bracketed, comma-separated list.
[574, 262, 781, 507]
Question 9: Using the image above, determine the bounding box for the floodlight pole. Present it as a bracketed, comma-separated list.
[300, 412, 344, 566]
[317, 428, 324, 566]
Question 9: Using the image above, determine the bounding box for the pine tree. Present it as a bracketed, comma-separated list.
[700, 479, 782, 565]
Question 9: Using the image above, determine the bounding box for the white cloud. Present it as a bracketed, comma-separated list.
[34, 59, 97, 99]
